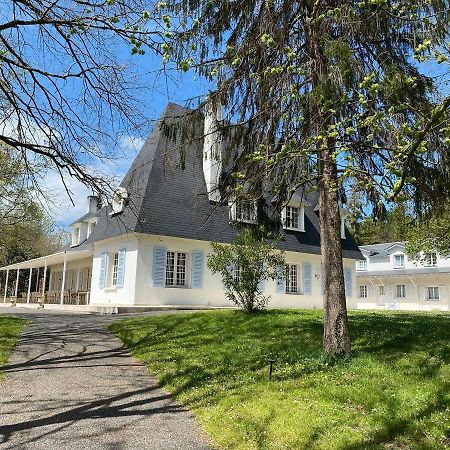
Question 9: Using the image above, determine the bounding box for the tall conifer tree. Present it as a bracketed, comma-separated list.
[159, 1, 450, 355]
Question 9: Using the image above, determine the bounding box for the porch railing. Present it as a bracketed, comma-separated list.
[15, 291, 90, 305]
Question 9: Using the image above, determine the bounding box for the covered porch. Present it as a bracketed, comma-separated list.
[0, 249, 93, 307]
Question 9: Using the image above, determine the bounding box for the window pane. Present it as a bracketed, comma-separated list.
[286, 264, 298, 293]
[379, 285, 385, 296]
[176, 252, 186, 286]
[165, 252, 175, 286]
[112, 253, 119, 286]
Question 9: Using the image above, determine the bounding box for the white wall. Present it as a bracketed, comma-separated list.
[90, 235, 139, 305]
[356, 274, 450, 311]
[132, 234, 357, 309]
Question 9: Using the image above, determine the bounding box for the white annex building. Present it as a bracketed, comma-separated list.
[356, 242, 450, 312]
[0, 103, 362, 311]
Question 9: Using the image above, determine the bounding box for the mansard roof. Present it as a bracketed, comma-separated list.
[72, 102, 362, 259]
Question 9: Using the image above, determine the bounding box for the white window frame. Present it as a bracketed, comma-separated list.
[393, 254, 405, 269]
[233, 265, 241, 283]
[165, 251, 188, 288]
[231, 200, 257, 224]
[282, 204, 305, 232]
[285, 263, 301, 294]
[111, 252, 119, 287]
[396, 284, 406, 298]
[359, 285, 368, 298]
[379, 285, 385, 296]
[356, 260, 367, 271]
[424, 252, 438, 267]
[427, 286, 440, 300]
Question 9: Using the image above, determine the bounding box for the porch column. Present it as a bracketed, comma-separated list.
[48, 270, 53, 292]
[42, 260, 47, 296]
[3, 269, 9, 303]
[27, 267, 32, 303]
[60, 253, 67, 305]
[75, 267, 80, 291]
[14, 268, 20, 297]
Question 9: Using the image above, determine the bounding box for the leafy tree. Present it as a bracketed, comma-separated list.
[207, 229, 285, 313]
[406, 205, 450, 260]
[349, 204, 414, 245]
[0, 0, 161, 194]
[0, 146, 66, 268]
[157, 1, 450, 355]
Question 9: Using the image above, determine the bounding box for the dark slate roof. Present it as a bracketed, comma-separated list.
[68, 102, 362, 259]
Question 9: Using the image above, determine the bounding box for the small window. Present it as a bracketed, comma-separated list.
[379, 285, 385, 296]
[165, 251, 187, 287]
[359, 285, 368, 298]
[356, 260, 367, 271]
[396, 284, 406, 298]
[111, 252, 119, 286]
[424, 252, 437, 267]
[393, 254, 405, 268]
[233, 200, 257, 224]
[283, 205, 304, 231]
[427, 286, 440, 300]
[285, 264, 299, 294]
[233, 265, 241, 283]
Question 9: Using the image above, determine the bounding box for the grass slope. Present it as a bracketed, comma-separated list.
[110, 310, 450, 449]
[0, 315, 27, 380]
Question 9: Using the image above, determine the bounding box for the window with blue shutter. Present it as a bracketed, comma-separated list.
[303, 262, 312, 295]
[276, 266, 285, 293]
[344, 267, 353, 297]
[152, 246, 167, 287]
[191, 250, 204, 288]
[99, 253, 107, 289]
[116, 249, 126, 288]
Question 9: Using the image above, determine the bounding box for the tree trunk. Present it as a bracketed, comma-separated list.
[318, 156, 350, 356]
[306, 1, 350, 356]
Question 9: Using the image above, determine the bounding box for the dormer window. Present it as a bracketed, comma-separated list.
[356, 259, 367, 271]
[424, 252, 437, 267]
[231, 200, 257, 224]
[393, 254, 405, 268]
[71, 227, 80, 246]
[282, 204, 305, 232]
[110, 187, 128, 215]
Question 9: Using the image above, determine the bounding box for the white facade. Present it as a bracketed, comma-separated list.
[356, 243, 450, 311]
[88, 233, 358, 309]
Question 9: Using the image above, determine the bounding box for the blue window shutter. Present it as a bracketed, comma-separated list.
[116, 249, 126, 288]
[191, 250, 204, 288]
[344, 267, 352, 297]
[303, 262, 312, 295]
[99, 253, 107, 289]
[276, 266, 285, 293]
[152, 246, 167, 287]
[258, 277, 265, 292]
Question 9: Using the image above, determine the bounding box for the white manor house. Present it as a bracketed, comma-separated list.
[3, 103, 446, 312]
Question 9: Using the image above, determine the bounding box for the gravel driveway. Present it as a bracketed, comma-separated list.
[0, 307, 210, 450]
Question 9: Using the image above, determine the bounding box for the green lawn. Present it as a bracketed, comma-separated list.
[110, 310, 450, 449]
[0, 315, 28, 380]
